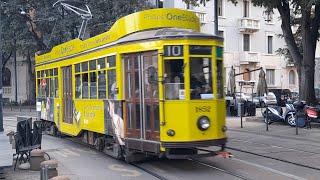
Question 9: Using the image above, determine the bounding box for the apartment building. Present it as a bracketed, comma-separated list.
[2, 55, 31, 103]
[160, 0, 299, 93]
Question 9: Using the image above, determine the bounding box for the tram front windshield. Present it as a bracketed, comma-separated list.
[190, 57, 213, 100]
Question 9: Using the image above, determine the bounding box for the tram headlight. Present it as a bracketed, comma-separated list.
[197, 116, 210, 131]
[167, 129, 175, 136]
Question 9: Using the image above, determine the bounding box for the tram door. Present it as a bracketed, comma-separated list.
[124, 51, 160, 141]
[62, 66, 73, 124]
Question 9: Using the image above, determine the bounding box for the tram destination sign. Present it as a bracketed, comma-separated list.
[164, 45, 183, 57]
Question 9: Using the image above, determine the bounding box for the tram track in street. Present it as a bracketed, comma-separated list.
[230, 138, 320, 155]
[189, 158, 251, 180]
[225, 146, 320, 171]
[53, 135, 251, 180]
[228, 127, 320, 144]
[58, 136, 168, 180]
[130, 163, 168, 180]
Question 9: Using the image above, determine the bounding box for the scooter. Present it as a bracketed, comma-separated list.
[263, 103, 297, 126]
[305, 105, 320, 126]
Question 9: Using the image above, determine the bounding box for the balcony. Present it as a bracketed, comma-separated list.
[286, 60, 295, 67]
[239, 18, 260, 33]
[239, 52, 260, 64]
[188, 10, 207, 24]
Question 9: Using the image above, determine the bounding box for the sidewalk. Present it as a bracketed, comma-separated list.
[227, 115, 320, 144]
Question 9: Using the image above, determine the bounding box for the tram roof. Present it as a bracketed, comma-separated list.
[35, 8, 220, 64]
[36, 28, 222, 66]
[118, 28, 223, 44]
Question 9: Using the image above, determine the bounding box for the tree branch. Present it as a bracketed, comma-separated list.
[20, 14, 48, 51]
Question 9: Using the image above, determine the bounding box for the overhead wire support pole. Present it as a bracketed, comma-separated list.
[53, 0, 92, 40]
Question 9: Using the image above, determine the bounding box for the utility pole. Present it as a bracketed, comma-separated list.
[14, 39, 17, 103]
[214, 0, 218, 35]
[0, 10, 3, 132]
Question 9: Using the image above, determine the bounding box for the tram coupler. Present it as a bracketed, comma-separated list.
[216, 151, 233, 159]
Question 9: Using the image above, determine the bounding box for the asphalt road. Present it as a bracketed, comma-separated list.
[2, 111, 320, 180]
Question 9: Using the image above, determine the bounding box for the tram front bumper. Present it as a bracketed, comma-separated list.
[162, 138, 227, 148]
[161, 138, 228, 159]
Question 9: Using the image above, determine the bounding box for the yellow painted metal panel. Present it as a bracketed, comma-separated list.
[59, 100, 105, 136]
[35, 19, 225, 144]
[35, 8, 200, 64]
[161, 101, 226, 142]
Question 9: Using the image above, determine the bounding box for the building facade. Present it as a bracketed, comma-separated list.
[161, 0, 299, 93]
[2, 55, 32, 103]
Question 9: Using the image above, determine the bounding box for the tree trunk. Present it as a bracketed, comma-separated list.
[27, 51, 36, 104]
[298, 64, 316, 104]
[299, 45, 316, 105]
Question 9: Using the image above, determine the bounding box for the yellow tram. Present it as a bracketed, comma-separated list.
[35, 8, 227, 161]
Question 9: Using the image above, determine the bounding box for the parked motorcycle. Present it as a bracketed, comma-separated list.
[263, 103, 296, 125]
[305, 105, 320, 125]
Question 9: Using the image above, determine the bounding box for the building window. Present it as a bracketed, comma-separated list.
[289, 70, 296, 85]
[266, 69, 275, 85]
[265, 12, 273, 23]
[243, 0, 249, 17]
[243, 68, 250, 81]
[186, 3, 194, 10]
[267, 36, 273, 54]
[243, 34, 250, 51]
[3, 68, 11, 87]
[156, 0, 163, 8]
[218, 30, 224, 37]
[218, 0, 223, 16]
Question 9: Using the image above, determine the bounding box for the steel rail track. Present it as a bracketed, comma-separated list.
[228, 128, 320, 144]
[226, 146, 320, 171]
[189, 158, 250, 180]
[230, 138, 320, 155]
[130, 163, 168, 180]
[59, 136, 167, 180]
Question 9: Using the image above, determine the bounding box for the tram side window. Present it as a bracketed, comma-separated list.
[90, 72, 97, 99]
[54, 77, 58, 98]
[75, 74, 81, 98]
[98, 70, 106, 98]
[107, 69, 116, 99]
[217, 60, 224, 99]
[37, 79, 44, 97]
[50, 78, 55, 97]
[82, 73, 89, 98]
[190, 58, 213, 100]
[46, 77, 50, 97]
[107, 56, 116, 67]
[164, 60, 185, 100]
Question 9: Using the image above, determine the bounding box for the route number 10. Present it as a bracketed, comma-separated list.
[164, 45, 183, 57]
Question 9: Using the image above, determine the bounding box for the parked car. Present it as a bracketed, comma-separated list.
[235, 92, 251, 102]
[225, 92, 251, 106]
[251, 92, 277, 107]
[269, 89, 292, 106]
